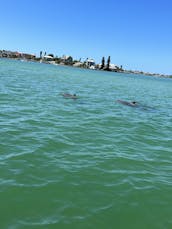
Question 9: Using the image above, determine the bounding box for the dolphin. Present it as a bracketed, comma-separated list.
[62, 93, 78, 99]
[116, 100, 138, 107]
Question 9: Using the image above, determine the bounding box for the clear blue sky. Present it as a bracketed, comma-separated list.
[0, 0, 172, 74]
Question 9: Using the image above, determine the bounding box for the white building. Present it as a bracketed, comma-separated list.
[85, 58, 95, 68]
[109, 64, 119, 71]
[61, 55, 73, 64]
[98, 63, 119, 70]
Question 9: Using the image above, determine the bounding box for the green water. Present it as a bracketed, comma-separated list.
[0, 58, 172, 229]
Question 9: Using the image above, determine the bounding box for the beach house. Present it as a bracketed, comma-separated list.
[85, 58, 95, 68]
[61, 55, 73, 65]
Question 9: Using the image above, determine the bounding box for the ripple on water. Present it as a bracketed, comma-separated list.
[1, 59, 172, 228]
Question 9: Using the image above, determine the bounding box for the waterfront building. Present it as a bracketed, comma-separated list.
[85, 58, 95, 68]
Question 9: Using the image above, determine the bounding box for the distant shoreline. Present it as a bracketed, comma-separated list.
[0, 50, 171, 79]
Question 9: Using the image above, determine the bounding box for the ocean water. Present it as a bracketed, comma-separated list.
[0, 58, 172, 229]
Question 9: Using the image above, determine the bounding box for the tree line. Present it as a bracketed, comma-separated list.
[100, 56, 111, 70]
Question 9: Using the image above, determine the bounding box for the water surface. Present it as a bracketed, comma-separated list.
[0, 59, 172, 229]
